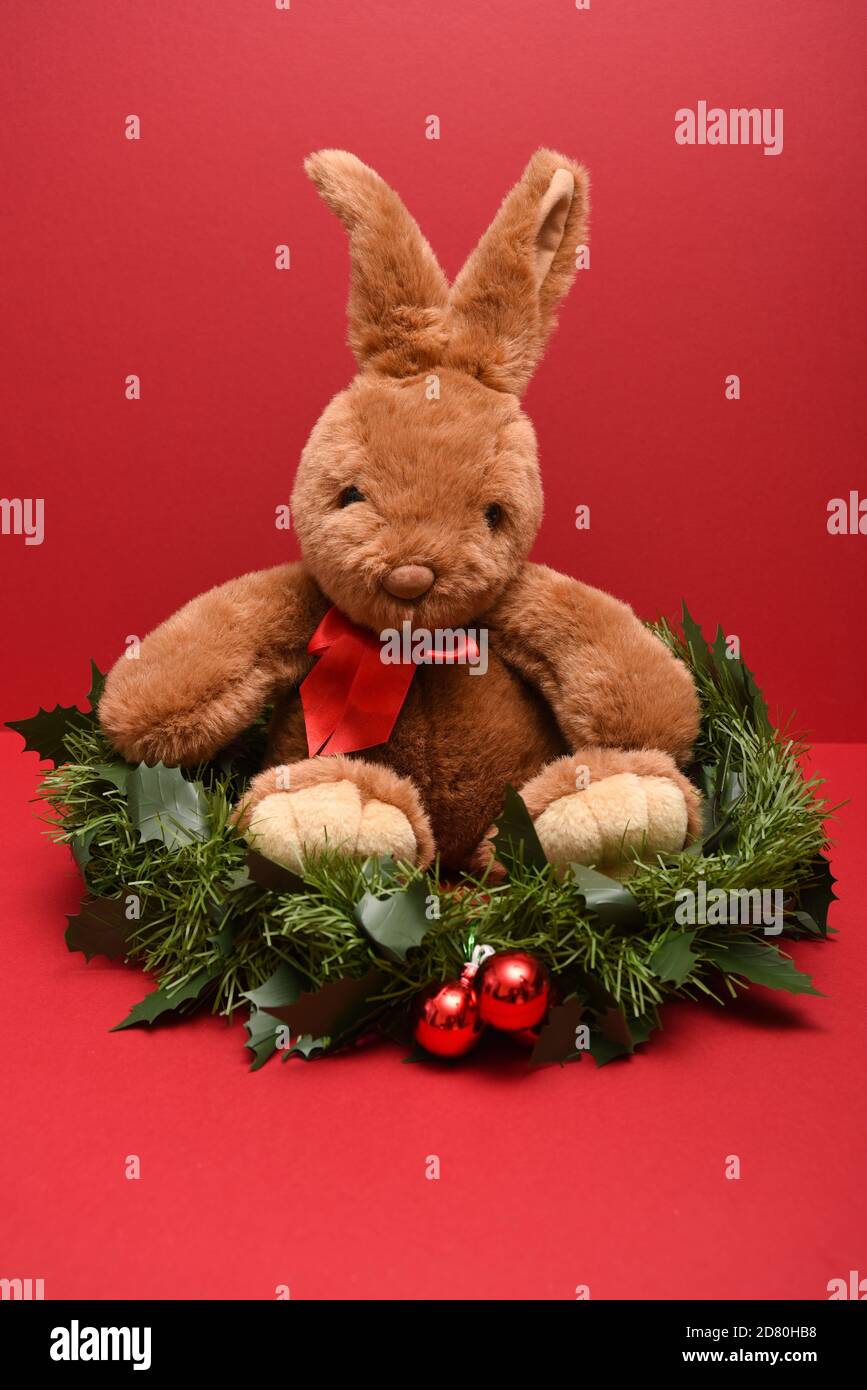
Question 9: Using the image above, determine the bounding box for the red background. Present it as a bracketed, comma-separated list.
[1, 0, 865, 1302]
[1, 0, 865, 736]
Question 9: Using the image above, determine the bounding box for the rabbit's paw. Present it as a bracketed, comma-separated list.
[533, 773, 689, 875]
[234, 756, 435, 871]
[243, 780, 416, 871]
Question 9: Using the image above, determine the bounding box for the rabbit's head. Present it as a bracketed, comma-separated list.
[291, 149, 589, 633]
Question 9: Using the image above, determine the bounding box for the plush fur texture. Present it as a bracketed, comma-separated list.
[99, 148, 701, 878]
[235, 754, 436, 867]
[534, 775, 689, 873]
[241, 784, 418, 873]
[519, 747, 701, 835]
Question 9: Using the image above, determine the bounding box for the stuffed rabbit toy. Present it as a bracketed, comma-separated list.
[99, 148, 701, 877]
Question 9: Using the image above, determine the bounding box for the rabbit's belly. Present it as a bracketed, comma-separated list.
[366, 652, 568, 868]
[265, 652, 567, 868]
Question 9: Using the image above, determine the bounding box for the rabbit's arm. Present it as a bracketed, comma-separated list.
[99, 563, 328, 766]
[487, 564, 700, 764]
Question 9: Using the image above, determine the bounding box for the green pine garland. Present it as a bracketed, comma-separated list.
[7, 605, 836, 1069]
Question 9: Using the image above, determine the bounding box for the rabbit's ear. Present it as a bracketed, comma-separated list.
[446, 149, 589, 395]
[305, 150, 450, 377]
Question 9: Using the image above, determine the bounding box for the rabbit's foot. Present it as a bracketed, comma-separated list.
[234, 755, 435, 871]
[519, 749, 701, 876]
[243, 782, 414, 870]
[533, 774, 689, 875]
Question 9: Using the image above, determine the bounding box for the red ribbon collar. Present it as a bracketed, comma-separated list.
[300, 606, 479, 757]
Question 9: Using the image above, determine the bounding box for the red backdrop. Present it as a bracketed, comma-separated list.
[1, 0, 865, 1306]
[1, 0, 865, 737]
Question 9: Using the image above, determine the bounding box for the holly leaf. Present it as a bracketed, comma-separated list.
[361, 855, 400, 884]
[242, 961, 305, 1013]
[241, 963, 307, 1069]
[787, 913, 824, 939]
[650, 930, 699, 987]
[680, 601, 712, 675]
[70, 826, 97, 869]
[624, 1010, 658, 1047]
[245, 849, 305, 894]
[570, 864, 644, 930]
[588, 1031, 633, 1067]
[258, 967, 388, 1043]
[568, 965, 621, 1016]
[206, 897, 236, 957]
[686, 761, 743, 855]
[596, 1005, 634, 1048]
[792, 857, 837, 939]
[5, 704, 91, 765]
[529, 994, 585, 1068]
[680, 603, 771, 734]
[111, 964, 220, 1030]
[87, 660, 107, 712]
[710, 624, 771, 732]
[243, 965, 360, 1064]
[283, 1033, 327, 1061]
[705, 940, 822, 996]
[204, 866, 256, 957]
[586, 1004, 651, 1066]
[491, 784, 548, 874]
[90, 763, 131, 791]
[65, 896, 134, 962]
[127, 762, 209, 849]
[354, 879, 433, 961]
[245, 1007, 283, 1070]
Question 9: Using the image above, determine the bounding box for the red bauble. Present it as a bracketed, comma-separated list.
[414, 979, 484, 1058]
[477, 952, 550, 1031]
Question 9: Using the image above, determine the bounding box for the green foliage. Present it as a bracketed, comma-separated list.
[127, 762, 210, 849]
[112, 965, 222, 1031]
[16, 604, 836, 1069]
[491, 784, 548, 873]
[65, 896, 134, 962]
[87, 661, 107, 712]
[354, 878, 433, 961]
[702, 941, 821, 995]
[570, 864, 644, 931]
[649, 931, 699, 988]
[6, 704, 92, 766]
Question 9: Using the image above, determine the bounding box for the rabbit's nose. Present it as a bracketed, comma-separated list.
[381, 564, 435, 599]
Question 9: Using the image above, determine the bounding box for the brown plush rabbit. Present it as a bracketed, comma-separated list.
[99, 149, 701, 878]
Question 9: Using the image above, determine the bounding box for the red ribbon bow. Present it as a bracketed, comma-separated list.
[300, 606, 479, 757]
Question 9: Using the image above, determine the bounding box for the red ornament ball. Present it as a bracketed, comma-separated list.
[414, 979, 484, 1058]
[477, 952, 550, 1032]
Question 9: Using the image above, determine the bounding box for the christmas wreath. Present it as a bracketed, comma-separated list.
[7, 606, 835, 1069]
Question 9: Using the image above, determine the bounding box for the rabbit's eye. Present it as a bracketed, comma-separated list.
[484, 503, 503, 530]
[339, 485, 365, 507]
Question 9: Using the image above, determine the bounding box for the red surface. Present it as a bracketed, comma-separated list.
[0, 734, 863, 1301]
[1, 0, 865, 1303]
[1, 0, 866, 738]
